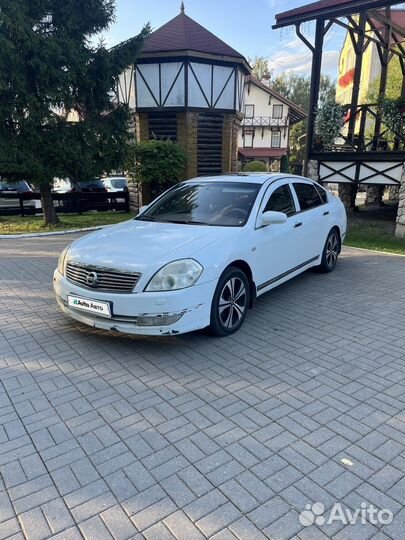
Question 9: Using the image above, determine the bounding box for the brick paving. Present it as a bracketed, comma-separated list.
[0, 233, 404, 540]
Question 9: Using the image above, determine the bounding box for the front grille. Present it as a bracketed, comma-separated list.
[66, 262, 141, 293]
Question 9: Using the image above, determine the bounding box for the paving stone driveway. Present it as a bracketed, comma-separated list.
[0, 234, 404, 540]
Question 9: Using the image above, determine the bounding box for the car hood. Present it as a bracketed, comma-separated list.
[67, 219, 234, 273]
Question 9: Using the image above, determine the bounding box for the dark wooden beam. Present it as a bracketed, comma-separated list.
[373, 7, 391, 147]
[303, 18, 324, 176]
[332, 17, 403, 58]
[369, 8, 405, 41]
[273, 0, 403, 29]
[348, 11, 367, 143]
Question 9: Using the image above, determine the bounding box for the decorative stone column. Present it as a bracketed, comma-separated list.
[338, 183, 358, 213]
[387, 185, 400, 203]
[365, 185, 384, 208]
[307, 159, 320, 183]
[395, 167, 405, 238]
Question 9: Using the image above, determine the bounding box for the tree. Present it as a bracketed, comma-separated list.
[272, 73, 336, 168]
[248, 56, 273, 81]
[0, 0, 149, 224]
[367, 53, 402, 102]
[127, 140, 187, 204]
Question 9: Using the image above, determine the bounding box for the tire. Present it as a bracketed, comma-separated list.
[317, 228, 340, 273]
[209, 267, 250, 337]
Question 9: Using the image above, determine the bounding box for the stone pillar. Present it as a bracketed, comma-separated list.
[395, 167, 405, 238]
[222, 114, 241, 173]
[387, 185, 400, 203]
[128, 181, 141, 213]
[127, 112, 149, 213]
[177, 111, 198, 179]
[307, 159, 320, 183]
[365, 185, 384, 208]
[338, 183, 358, 213]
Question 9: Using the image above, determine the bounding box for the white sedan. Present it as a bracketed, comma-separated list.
[53, 174, 346, 337]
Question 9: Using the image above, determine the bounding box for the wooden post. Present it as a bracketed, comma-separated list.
[19, 194, 25, 217]
[347, 12, 367, 144]
[373, 7, 391, 148]
[303, 18, 324, 176]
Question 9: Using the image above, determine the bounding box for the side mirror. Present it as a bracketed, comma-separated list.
[138, 205, 148, 215]
[260, 211, 288, 227]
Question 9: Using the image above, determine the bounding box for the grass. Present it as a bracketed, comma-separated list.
[344, 204, 405, 255]
[0, 211, 135, 235]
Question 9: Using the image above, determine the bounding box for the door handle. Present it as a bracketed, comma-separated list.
[323, 211, 330, 216]
[294, 222, 303, 228]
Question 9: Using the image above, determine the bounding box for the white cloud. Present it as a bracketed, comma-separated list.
[268, 36, 340, 78]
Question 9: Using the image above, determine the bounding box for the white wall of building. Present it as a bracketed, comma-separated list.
[238, 82, 290, 149]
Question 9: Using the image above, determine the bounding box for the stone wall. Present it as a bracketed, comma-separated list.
[338, 183, 358, 213]
[387, 185, 400, 203]
[307, 159, 320, 183]
[127, 112, 150, 213]
[364, 185, 384, 208]
[395, 166, 405, 238]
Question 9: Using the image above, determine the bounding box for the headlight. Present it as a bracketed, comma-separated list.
[145, 259, 203, 292]
[57, 245, 71, 276]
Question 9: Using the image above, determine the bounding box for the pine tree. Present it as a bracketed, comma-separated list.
[0, 0, 149, 224]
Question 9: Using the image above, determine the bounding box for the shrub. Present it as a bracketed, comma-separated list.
[243, 160, 267, 172]
[127, 139, 187, 203]
[315, 102, 345, 145]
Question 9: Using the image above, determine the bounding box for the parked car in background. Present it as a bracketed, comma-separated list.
[101, 176, 128, 192]
[53, 178, 71, 193]
[53, 178, 108, 193]
[0, 180, 36, 214]
[54, 173, 347, 337]
[70, 179, 107, 193]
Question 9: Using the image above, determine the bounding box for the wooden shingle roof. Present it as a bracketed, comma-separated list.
[141, 11, 249, 66]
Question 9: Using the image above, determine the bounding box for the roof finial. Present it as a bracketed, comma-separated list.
[180, 1, 185, 13]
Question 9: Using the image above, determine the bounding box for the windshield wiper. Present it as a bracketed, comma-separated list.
[135, 216, 156, 221]
[164, 220, 210, 226]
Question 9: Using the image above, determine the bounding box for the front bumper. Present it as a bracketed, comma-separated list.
[53, 270, 216, 336]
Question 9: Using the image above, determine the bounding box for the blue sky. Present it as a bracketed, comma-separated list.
[103, 0, 345, 79]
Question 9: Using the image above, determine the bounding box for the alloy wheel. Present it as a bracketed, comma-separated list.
[218, 277, 247, 329]
[326, 232, 339, 269]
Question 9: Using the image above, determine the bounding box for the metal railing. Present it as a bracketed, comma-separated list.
[242, 116, 288, 128]
[0, 191, 130, 217]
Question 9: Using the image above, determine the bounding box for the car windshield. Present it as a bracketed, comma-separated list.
[77, 179, 105, 189]
[0, 181, 30, 192]
[137, 182, 261, 227]
[110, 178, 127, 189]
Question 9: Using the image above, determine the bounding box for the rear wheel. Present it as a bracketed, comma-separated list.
[317, 229, 340, 273]
[209, 267, 249, 337]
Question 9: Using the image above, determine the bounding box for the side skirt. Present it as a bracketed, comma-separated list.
[257, 255, 320, 293]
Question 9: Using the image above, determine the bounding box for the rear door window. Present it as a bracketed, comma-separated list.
[293, 183, 323, 211]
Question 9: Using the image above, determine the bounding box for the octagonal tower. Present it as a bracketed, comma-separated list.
[119, 4, 250, 179]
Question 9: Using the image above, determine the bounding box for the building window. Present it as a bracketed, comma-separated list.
[244, 129, 254, 147]
[244, 105, 255, 118]
[271, 130, 281, 148]
[273, 104, 283, 119]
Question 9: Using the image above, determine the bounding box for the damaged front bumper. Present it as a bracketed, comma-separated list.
[53, 270, 216, 336]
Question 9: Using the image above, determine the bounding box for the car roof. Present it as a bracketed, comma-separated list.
[185, 173, 312, 186]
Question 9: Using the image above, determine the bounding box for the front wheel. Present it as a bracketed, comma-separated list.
[209, 267, 249, 337]
[317, 229, 340, 273]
